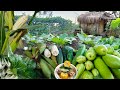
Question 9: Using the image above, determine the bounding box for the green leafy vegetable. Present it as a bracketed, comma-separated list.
[9, 54, 38, 79]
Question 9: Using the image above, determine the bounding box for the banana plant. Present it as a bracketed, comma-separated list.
[0, 11, 41, 55]
[0, 11, 28, 54]
[0, 11, 28, 55]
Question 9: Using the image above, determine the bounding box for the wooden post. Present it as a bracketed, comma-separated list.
[98, 20, 104, 35]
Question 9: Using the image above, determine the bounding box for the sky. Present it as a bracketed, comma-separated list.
[14, 11, 89, 23]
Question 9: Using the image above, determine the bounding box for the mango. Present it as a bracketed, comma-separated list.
[80, 70, 93, 79]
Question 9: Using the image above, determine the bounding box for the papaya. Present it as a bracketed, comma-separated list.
[94, 45, 107, 56]
[102, 54, 120, 68]
[85, 61, 94, 70]
[107, 46, 114, 54]
[94, 57, 114, 79]
[85, 47, 96, 61]
[113, 50, 120, 58]
[80, 70, 93, 79]
[111, 68, 120, 79]
[76, 55, 86, 63]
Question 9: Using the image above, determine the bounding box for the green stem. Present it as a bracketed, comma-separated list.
[1, 31, 10, 54]
[0, 11, 5, 54]
[28, 11, 39, 25]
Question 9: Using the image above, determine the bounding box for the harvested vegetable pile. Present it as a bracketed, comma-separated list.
[18, 32, 120, 79]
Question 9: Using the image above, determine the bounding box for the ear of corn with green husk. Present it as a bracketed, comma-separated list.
[10, 29, 27, 52]
[12, 15, 28, 31]
[9, 15, 28, 52]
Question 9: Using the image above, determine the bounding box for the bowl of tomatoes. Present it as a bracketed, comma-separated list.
[54, 61, 77, 79]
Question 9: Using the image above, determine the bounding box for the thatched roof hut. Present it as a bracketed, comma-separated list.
[77, 12, 115, 35]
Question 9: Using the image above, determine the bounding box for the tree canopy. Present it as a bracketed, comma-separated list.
[15, 15, 79, 35]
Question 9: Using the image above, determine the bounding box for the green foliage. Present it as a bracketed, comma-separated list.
[24, 33, 76, 47]
[110, 18, 120, 30]
[77, 31, 120, 48]
[9, 54, 38, 79]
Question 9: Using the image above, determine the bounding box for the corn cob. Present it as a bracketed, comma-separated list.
[12, 15, 28, 30]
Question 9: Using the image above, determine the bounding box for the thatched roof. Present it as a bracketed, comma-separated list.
[77, 12, 115, 24]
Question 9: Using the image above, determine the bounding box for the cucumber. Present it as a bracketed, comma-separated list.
[102, 54, 120, 69]
[111, 68, 120, 79]
[75, 63, 85, 79]
[64, 46, 73, 62]
[57, 47, 63, 64]
[72, 45, 86, 65]
[94, 57, 114, 79]
[61, 47, 67, 62]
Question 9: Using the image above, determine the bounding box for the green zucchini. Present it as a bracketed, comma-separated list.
[57, 47, 63, 64]
[65, 46, 73, 62]
[61, 47, 67, 62]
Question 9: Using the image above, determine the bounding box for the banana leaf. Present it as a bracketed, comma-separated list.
[4, 11, 14, 30]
